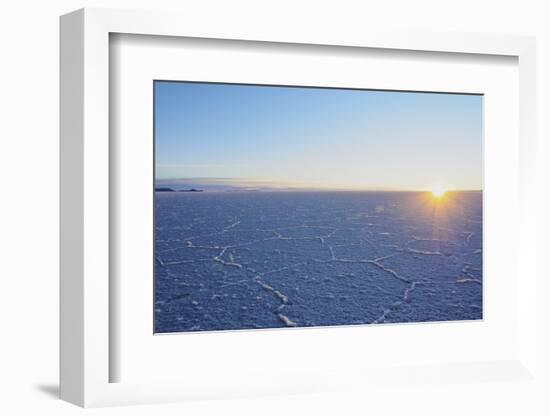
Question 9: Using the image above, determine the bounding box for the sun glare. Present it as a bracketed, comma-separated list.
[430, 185, 447, 198]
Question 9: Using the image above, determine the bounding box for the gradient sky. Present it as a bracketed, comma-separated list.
[155, 81, 482, 191]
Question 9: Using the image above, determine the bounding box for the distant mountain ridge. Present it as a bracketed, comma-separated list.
[155, 187, 204, 192]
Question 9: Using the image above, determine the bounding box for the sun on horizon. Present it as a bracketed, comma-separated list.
[430, 184, 448, 198]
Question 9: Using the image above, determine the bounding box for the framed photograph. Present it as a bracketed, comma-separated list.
[60, 8, 538, 407]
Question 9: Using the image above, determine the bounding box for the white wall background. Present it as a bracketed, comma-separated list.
[0, 1, 548, 415]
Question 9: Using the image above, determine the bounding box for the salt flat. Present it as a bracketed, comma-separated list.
[154, 191, 482, 333]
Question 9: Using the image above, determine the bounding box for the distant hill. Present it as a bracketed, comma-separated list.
[155, 187, 204, 193]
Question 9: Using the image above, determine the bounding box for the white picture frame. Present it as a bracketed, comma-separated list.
[60, 7, 537, 407]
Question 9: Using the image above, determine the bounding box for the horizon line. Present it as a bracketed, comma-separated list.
[154, 177, 483, 192]
[155, 178, 481, 193]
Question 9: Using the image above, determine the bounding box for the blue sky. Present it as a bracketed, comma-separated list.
[155, 81, 482, 191]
